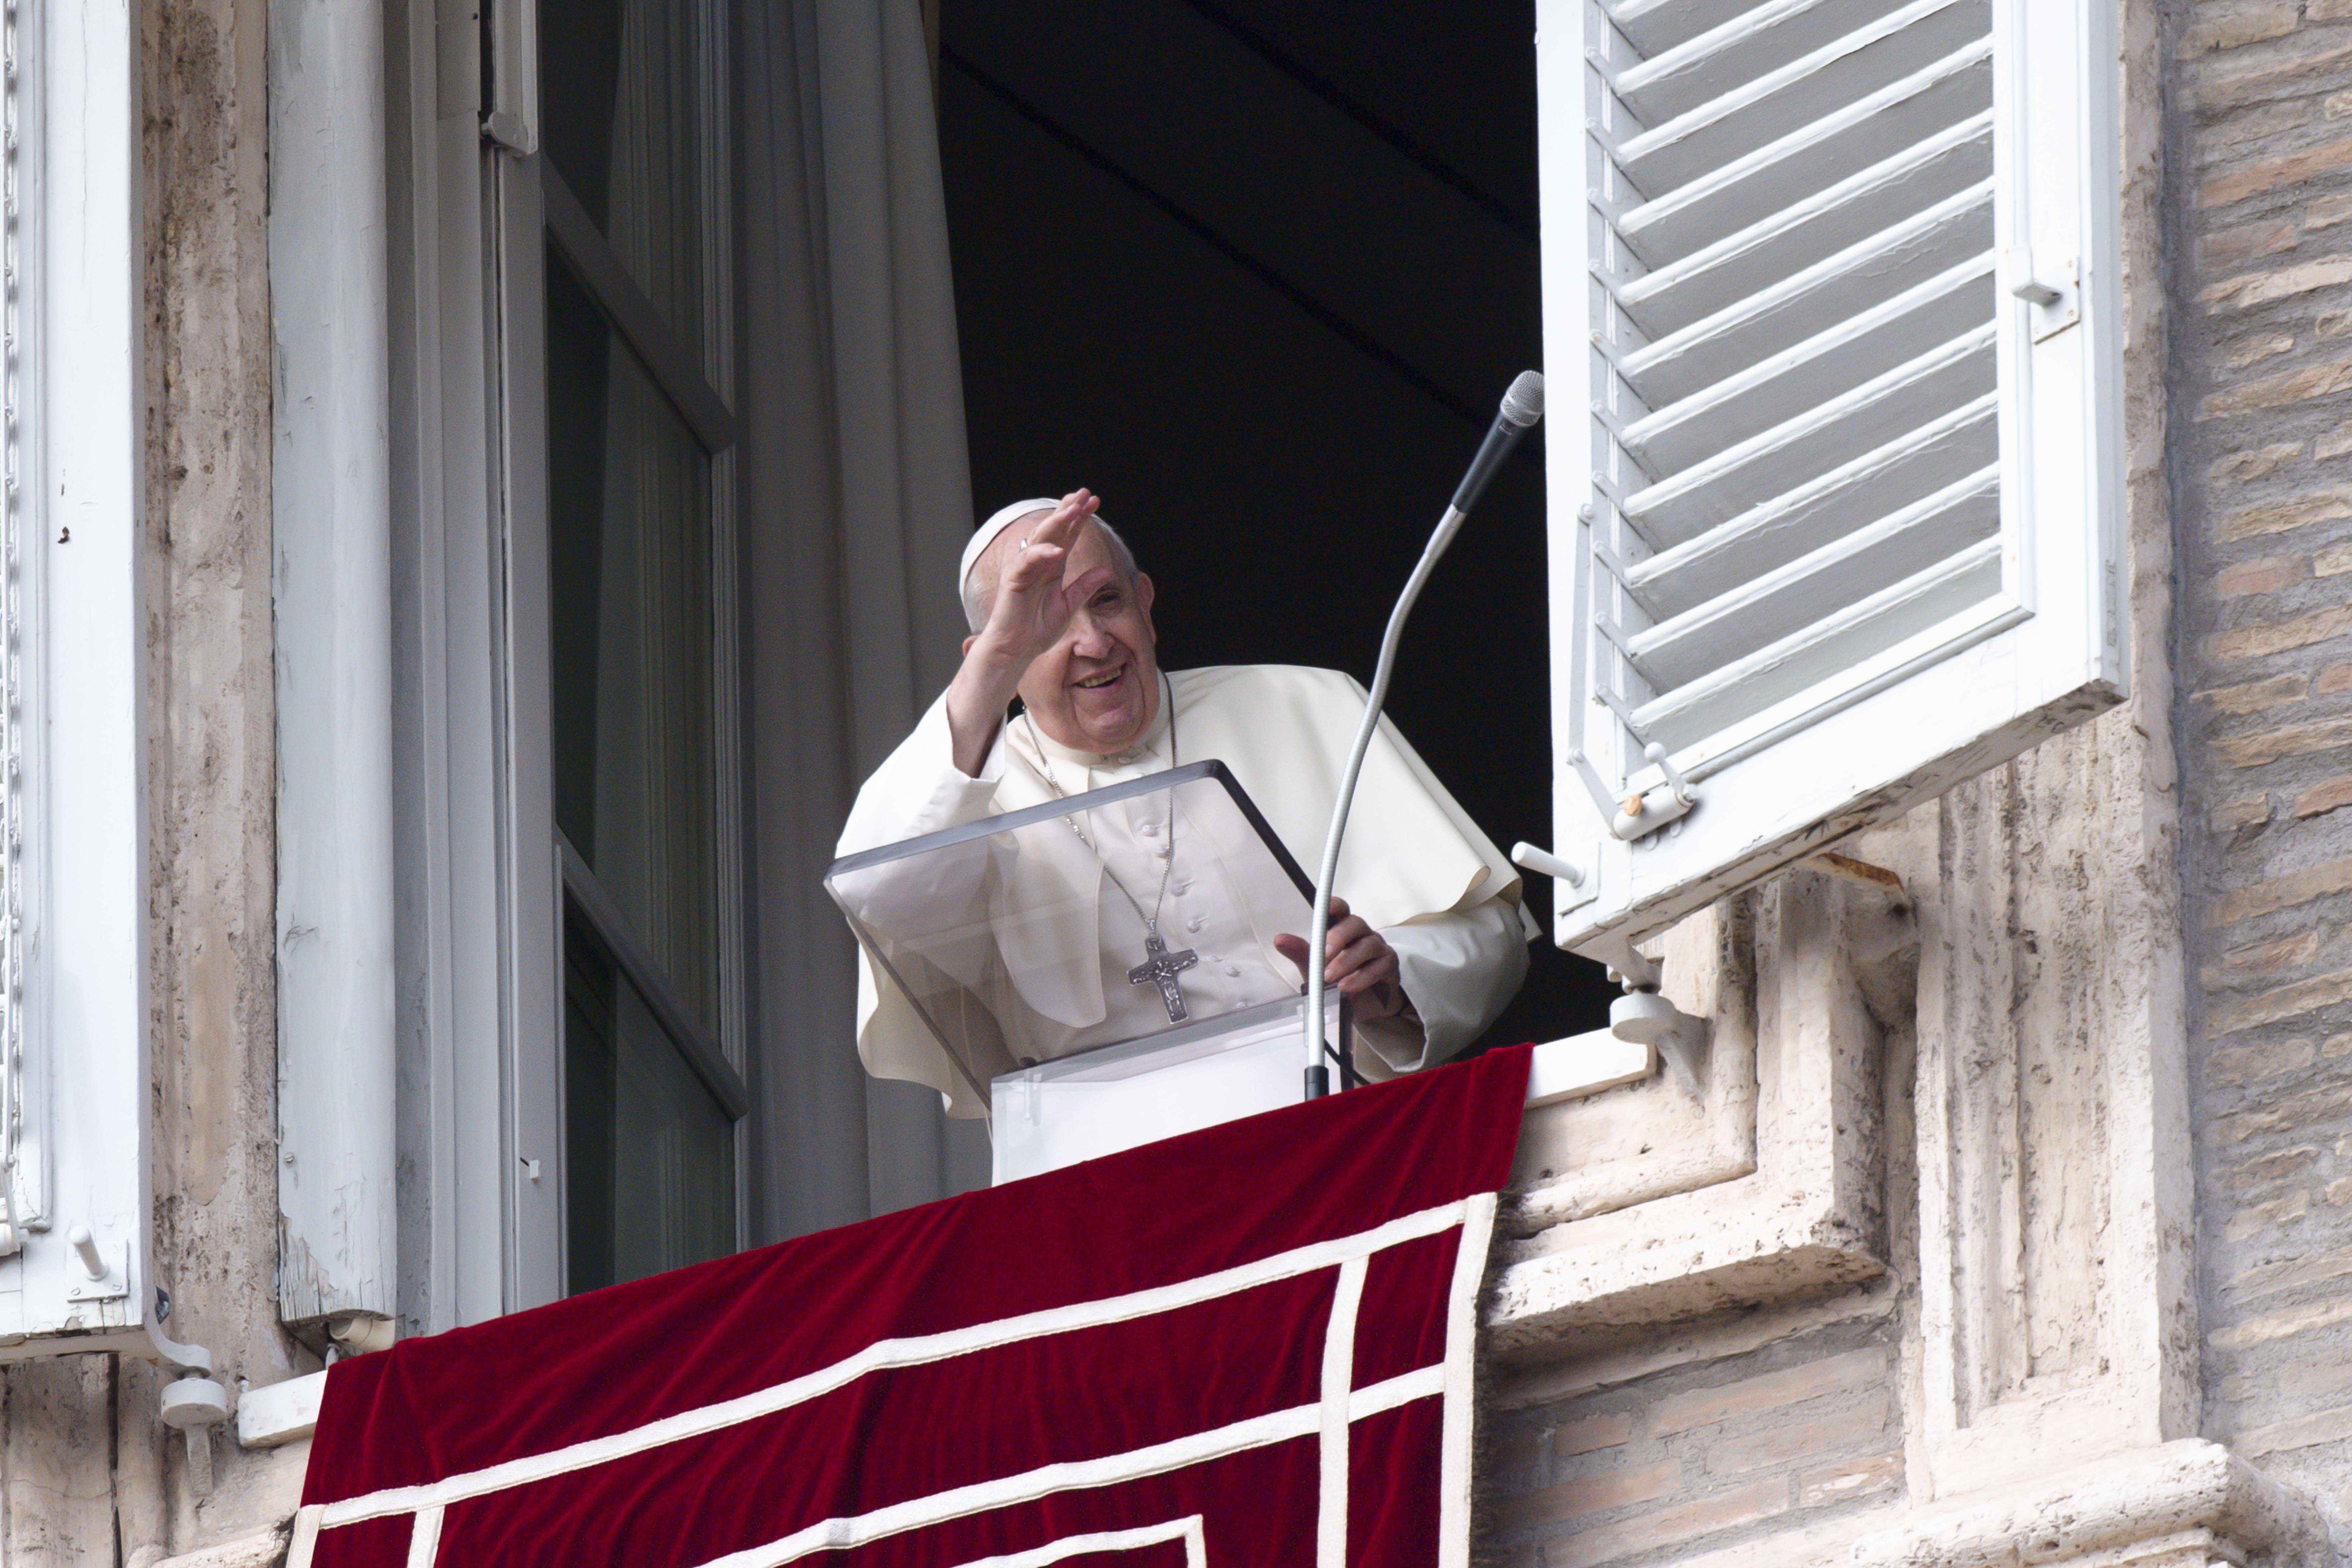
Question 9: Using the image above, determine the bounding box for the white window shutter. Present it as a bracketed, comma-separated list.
[0, 0, 169, 1357]
[1535, 0, 2124, 967]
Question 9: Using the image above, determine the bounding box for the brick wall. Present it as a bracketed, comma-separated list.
[2178, 0, 2352, 1516]
[1480, 1318, 1901, 1567]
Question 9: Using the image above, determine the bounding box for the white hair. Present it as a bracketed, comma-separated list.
[961, 513, 1141, 632]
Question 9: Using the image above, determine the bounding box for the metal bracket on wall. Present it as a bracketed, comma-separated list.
[1578, 933, 1710, 1097]
[1610, 989, 1707, 1096]
[63, 1231, 129, 1303]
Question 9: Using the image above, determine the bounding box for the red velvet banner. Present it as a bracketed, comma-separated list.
[291, 1043, 1531, 1568]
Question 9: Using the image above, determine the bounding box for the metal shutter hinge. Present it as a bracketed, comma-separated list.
[2001, 249, 2080, 342]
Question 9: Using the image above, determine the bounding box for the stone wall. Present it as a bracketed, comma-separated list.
[1487, 1305, 1904, 1567]
[0, 0, 306, 1560]
[138, 0, 314, 1548]
[2177, 0, 2352, 1522]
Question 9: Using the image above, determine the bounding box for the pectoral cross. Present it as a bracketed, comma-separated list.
[1128, 930, 1200, 1023]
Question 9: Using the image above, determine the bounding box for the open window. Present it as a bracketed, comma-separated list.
[1535, 0, 2125, 966]
[502, 0, 750, 1300]
[374, 0, 981, 1326]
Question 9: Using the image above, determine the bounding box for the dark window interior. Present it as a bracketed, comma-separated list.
[542, 0, 737, 1289]
[937, 0, 1618, 1047]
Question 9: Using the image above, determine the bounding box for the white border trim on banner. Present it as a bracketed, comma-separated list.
[1316, 1256, 1369, 1567]
[402, 1506, 443, 1568]
[1437, 1192, 1497, 1568]
[946, 1516, 1206, 1568]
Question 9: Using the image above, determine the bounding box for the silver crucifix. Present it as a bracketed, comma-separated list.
[1128, 930, 1200, 1023]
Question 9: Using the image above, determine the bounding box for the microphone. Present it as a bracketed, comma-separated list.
[1302, 372, 1546, 1099]
[1449, 369, 1546, 518]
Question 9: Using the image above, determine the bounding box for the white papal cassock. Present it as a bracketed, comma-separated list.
[837, 664, 1534, 1117]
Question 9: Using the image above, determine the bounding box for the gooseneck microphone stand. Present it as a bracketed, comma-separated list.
[1303, 371, 1546, 1099]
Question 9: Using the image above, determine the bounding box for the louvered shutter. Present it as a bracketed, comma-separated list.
[1536, 0, 2124, 967]
[0, 0, 166, 1355]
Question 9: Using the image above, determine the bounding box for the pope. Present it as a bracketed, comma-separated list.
[838, 488, 1534, 1115]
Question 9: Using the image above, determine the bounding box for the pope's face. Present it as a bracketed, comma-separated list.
[990, 519, 1162, 755]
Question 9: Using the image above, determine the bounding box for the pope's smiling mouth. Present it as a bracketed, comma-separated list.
[1074, 667, 1124, 691]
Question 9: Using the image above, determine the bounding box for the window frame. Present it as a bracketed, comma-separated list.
[489, 0, 747, 1303]
[1535, 0, 2126, 970]
[0, 0, 163, 1353]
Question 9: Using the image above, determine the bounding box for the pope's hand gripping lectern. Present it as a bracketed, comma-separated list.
[825, 761, 1353, 1184]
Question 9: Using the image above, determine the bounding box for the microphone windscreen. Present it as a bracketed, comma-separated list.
[1499, 370, 1545, 428]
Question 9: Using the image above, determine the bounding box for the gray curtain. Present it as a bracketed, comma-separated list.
[736, 0, 992, 1242]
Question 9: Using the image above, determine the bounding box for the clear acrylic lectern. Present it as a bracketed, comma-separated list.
[824, 760, 1352, 1183]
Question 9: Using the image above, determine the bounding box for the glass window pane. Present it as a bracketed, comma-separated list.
[546, 245, 722, 1036]
[538, 0, 708, 357]
[564, 922, 736, 1295]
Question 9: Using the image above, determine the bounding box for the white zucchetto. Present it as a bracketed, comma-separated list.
[959, 498, 1065, 606]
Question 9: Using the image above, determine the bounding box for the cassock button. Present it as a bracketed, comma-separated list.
[1186, 915, 1205, 933]
[1224, 963, 1242, 977]
[1138, 822, 1159, 837]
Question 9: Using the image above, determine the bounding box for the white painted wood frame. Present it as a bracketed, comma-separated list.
[384, 0, 515, 1332]
[490, 0, 747, 1301]
[0, 0, 159, 1352]
[490, 147, 568, 1311]
[270, 0, 401, 1330]
[1535, 0, 2125, 969]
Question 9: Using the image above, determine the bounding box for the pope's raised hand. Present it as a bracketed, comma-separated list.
[975, 489, 1105, 672]
[945, 488, 1105, 775]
